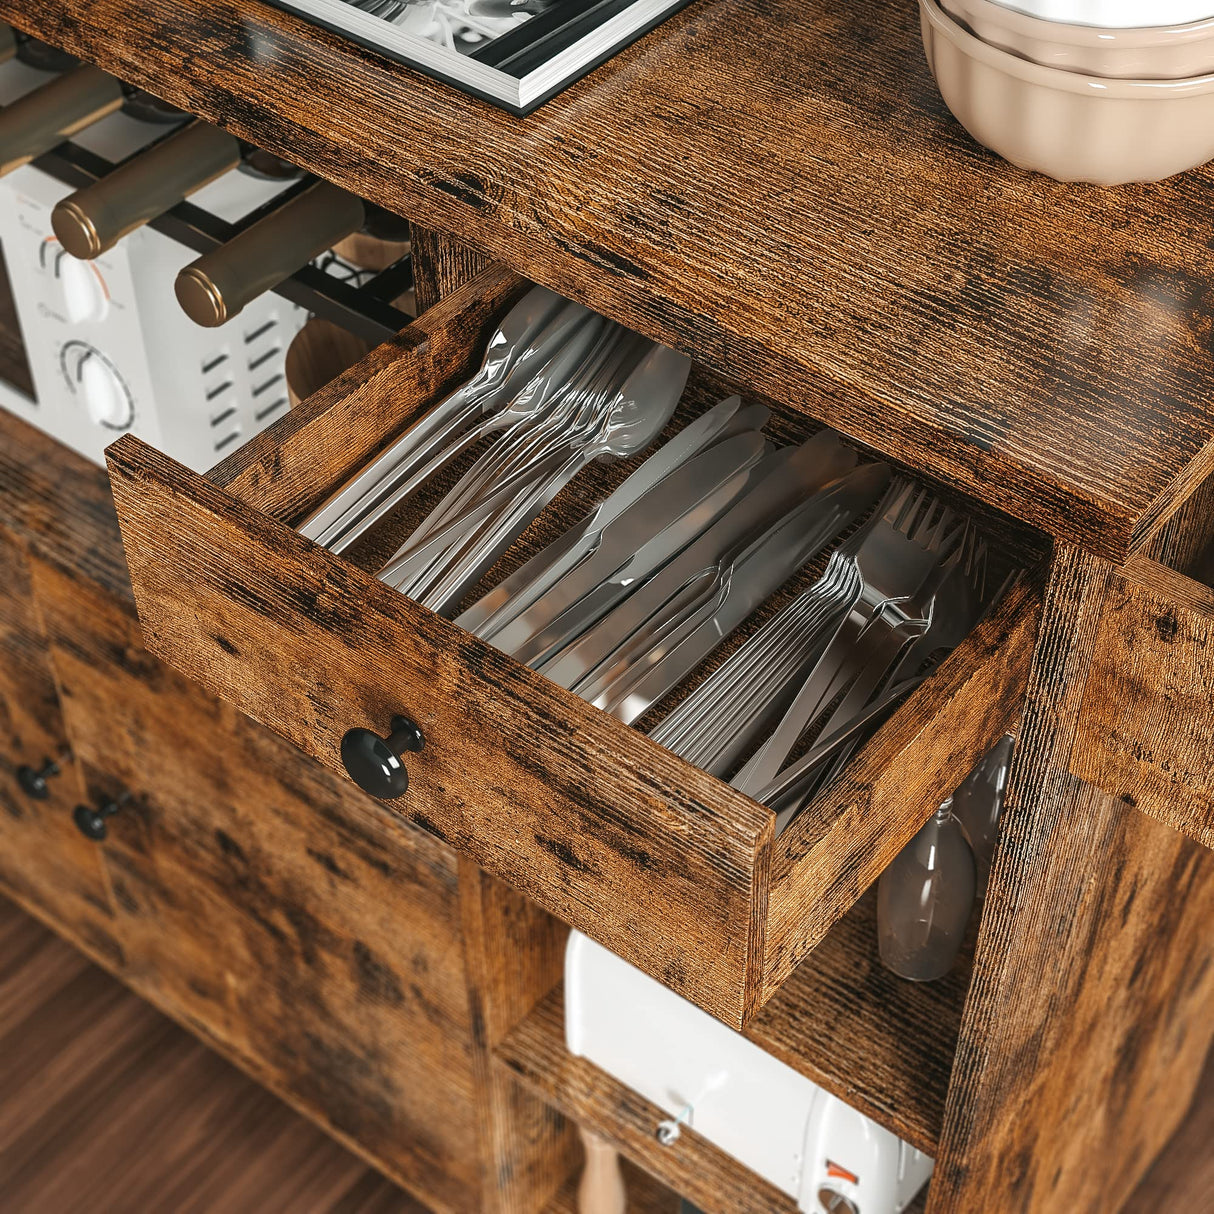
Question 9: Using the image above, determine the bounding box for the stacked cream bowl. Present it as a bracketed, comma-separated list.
[920, 0, 1214, 183]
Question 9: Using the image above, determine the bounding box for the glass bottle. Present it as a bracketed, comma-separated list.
[950, 735, 1014, 897]
[878, 800, 976, 981]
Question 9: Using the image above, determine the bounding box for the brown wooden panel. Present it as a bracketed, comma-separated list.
[932, 546, 1214, 1214]
[763, 570, 1041, 999]
[105, 436, 774, 1030]
[0, 524, 121, 966]
[31, 558, 483, 1214]
[497, 989, 800, 1214]
[12, 0, 1214, 558]
[1074, 554, 1214, 851]
[0, 409, 131, 604]
[458, 862, 577, 1214]
[1122, 1045, 1214, 1214]
[411, 228, 493, 316]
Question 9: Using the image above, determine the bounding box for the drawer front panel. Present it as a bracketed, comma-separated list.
[0, 526, 121, 965]
[106, 439, 774, 1028]
[32, 558, 483, 1212]
[1074, 556, 1214, 850]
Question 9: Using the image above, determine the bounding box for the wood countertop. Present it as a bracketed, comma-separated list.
[8, 0, 1214, 560]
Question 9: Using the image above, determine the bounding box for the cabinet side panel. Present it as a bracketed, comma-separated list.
[459, 862, 577, 1214]
[411, 228, 493, 316]
[1074, 560, 1214, 851]
[932, 546, 1214, 1214]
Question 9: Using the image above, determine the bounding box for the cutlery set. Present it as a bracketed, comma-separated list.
[298, 287, 1012, 837]
[654, 480, 1005, 832]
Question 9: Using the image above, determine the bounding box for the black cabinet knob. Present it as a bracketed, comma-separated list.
[17, 757, 61, 799]
[340, 716, 424, 800]
[72, 795, 127, 841]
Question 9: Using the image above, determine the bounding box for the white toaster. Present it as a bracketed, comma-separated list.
[565, 931, 932, 1214]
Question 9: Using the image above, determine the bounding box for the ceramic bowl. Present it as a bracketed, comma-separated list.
[986, 0, 1214, 29]
[921, 0, 1214, 183]
[943, 0, 1214, 78]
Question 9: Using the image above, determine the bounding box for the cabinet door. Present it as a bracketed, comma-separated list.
[32, 555, 482, 1214]
[0, 527, 121, 964]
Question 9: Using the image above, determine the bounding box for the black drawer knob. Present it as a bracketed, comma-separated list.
[17, 757, 61, 799]
[341, 716, 424, 800]
[73, 795, 126, 841]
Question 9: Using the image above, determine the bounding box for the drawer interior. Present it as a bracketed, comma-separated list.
[108, 265, 1047, 1028]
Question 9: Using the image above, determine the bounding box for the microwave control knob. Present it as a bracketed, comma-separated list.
[817, 1188, 859, 1214]
[57, 251, 109, 323]
[61, 341, 134, 430]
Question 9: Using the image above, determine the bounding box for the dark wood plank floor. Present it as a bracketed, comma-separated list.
[0, 896, 421, 1214]
[2, 894, 1209, 1213]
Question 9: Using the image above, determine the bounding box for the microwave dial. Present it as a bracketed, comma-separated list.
[41, 238, 110, 323]
[59, 341, 135, 431]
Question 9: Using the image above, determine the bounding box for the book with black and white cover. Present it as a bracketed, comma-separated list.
[265, 0, 691, 113]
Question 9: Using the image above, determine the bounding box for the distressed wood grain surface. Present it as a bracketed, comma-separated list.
[0, 525, 123, 968]
[1074, 554, 1214, 851]
[31, 555, 485, 1213]
[0, 409, 131, 605]
[932, 546, 1214, 1213]
[458, 862, 577, 1213]
[10, 0, 1214, 559]
[411, 227, 493, 316]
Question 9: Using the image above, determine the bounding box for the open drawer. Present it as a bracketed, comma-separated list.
[1073, 554, 1214, 852]
[107, 265, 1045, 1029]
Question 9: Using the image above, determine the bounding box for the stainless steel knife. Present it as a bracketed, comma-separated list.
[495, 431, 770, 667]
[536, 432, 859, 692]
[586, 462, 891, 721]
[455, 395, 756, 640]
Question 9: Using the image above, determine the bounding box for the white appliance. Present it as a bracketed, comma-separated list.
[565, 931, 933, 1214]
[0, 57, 307, 472]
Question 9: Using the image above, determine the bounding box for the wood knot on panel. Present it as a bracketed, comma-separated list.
[1154, 612, 1180, 643]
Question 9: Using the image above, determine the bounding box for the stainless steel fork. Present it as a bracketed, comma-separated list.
[731, 485, 962, 796]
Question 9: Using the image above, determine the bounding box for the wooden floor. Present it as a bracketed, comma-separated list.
[1, 894, 1209, 1214]
[0, 896, 420, 1214]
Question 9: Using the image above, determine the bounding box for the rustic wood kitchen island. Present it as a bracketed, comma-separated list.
[1, 1, 1213, 1211]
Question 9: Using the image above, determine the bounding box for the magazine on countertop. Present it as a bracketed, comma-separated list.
[266, 0, 690, 113]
